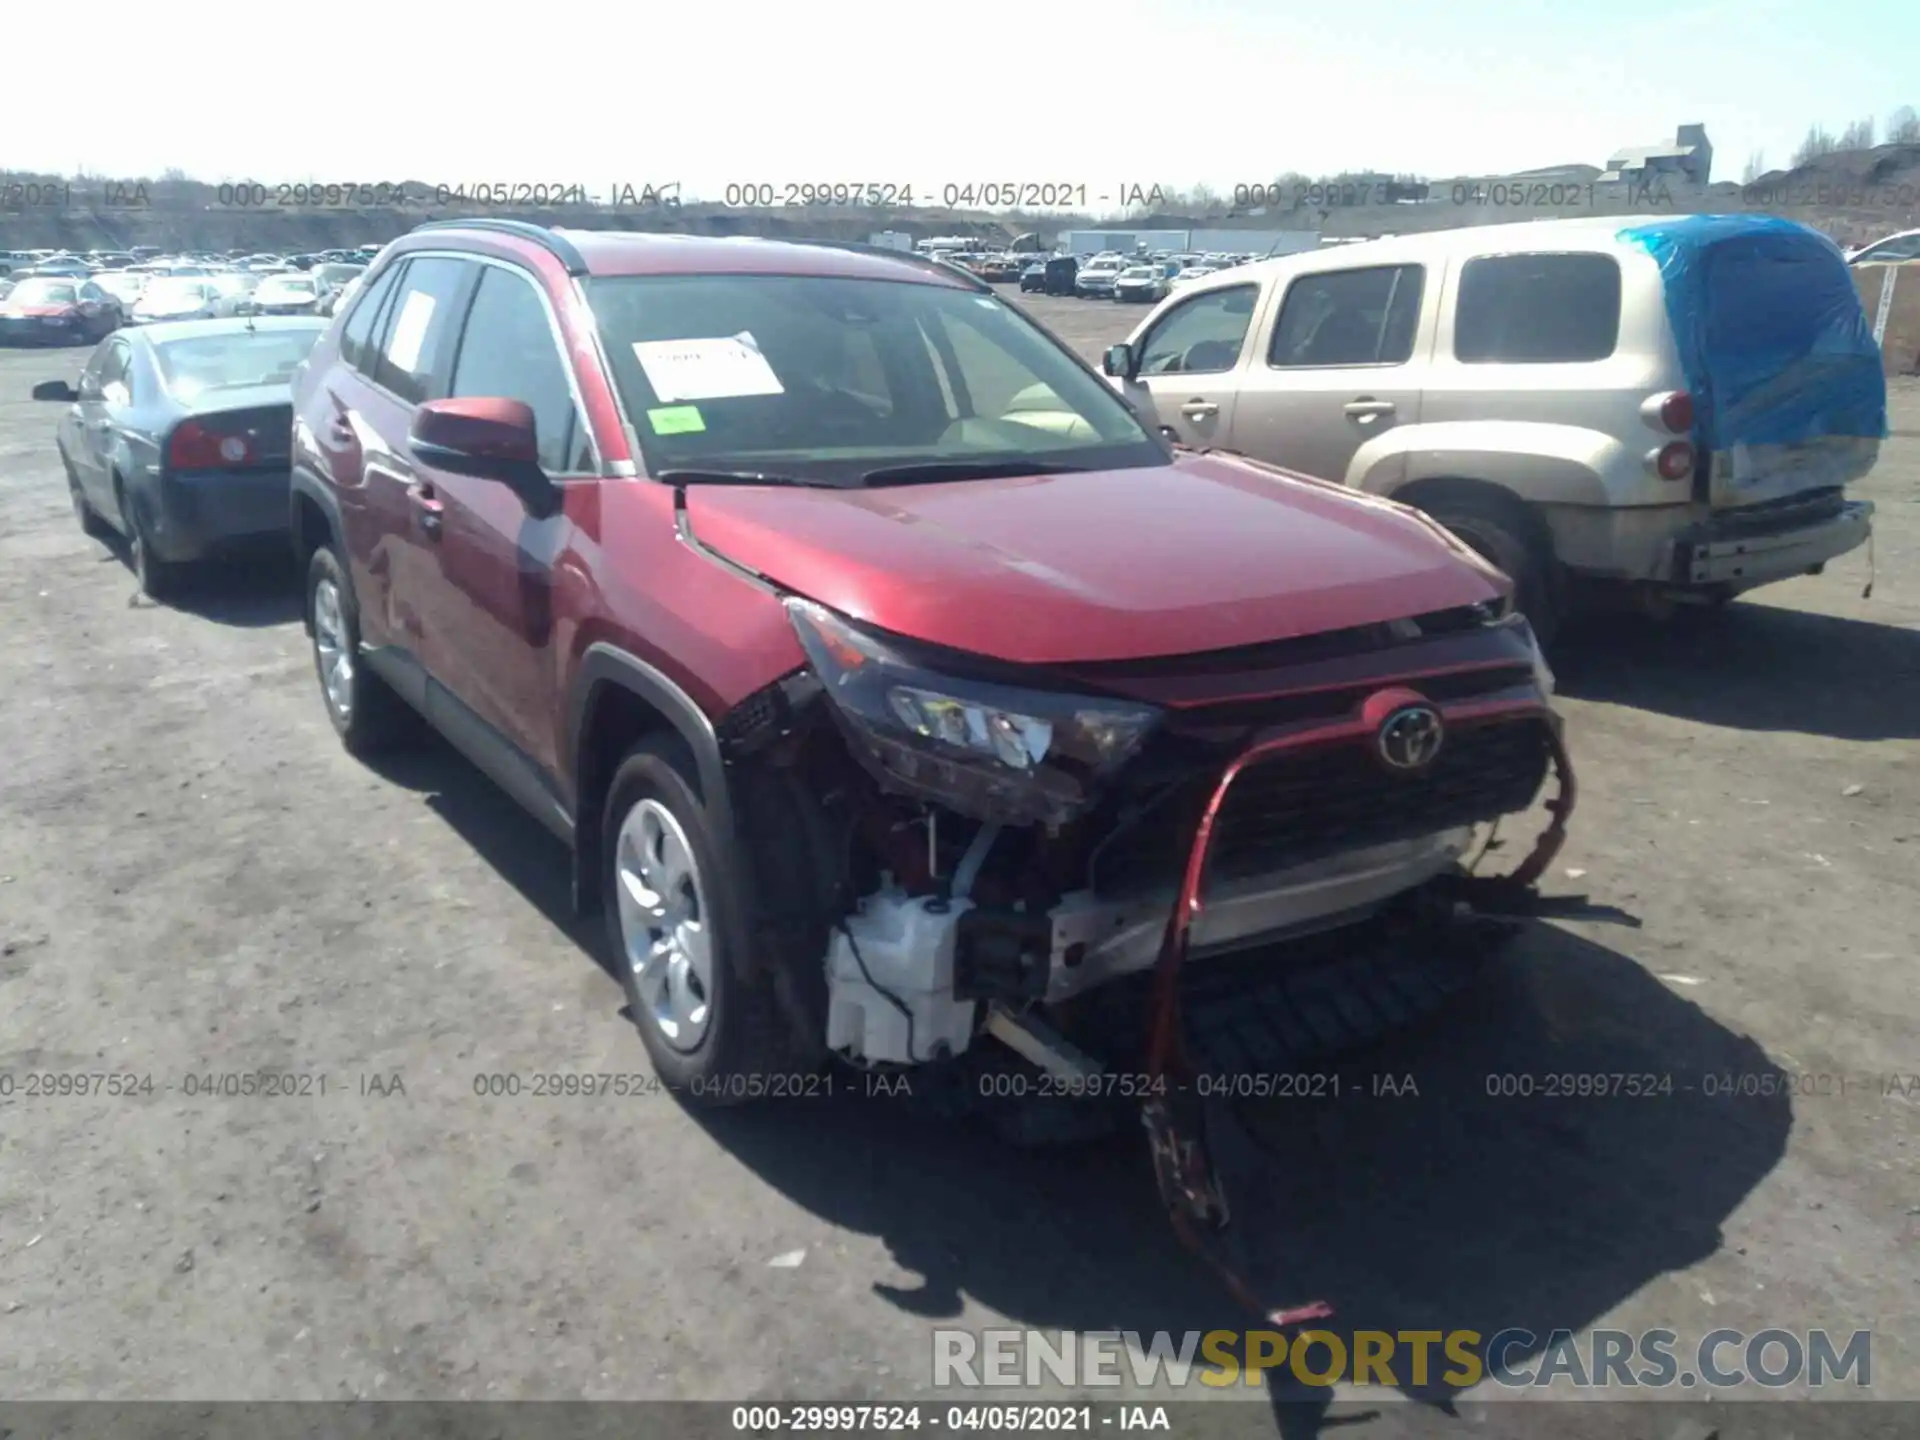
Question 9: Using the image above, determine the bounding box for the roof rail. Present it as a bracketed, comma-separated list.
[407, 218, 589, 276]
[780, 237, 992, 291]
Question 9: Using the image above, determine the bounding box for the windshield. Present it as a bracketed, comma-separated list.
[144, 279, 215, 305]
[1119, 268, 1153, 279]
[96, 274, 146, 298]
[9, 279, 79, 305]
[586, 273, 1163, 486]
[314, 265, 364, 286]
[257, 277, 316, 298]
[152, 326, 325, 398]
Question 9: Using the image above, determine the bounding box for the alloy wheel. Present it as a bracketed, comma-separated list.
[311, 577, 355, 723]
[614, 799, 714, 1051]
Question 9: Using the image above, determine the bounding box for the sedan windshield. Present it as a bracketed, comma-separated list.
[258, 277, 316, 298]
[8, 279, 79, 305]
[585, 273, 1163, 486]
[1119, 268, 1154, 280]
[152, 326, 325, 397]
[96, 274, 147, 300]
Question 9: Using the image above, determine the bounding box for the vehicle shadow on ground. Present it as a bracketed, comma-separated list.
[108, 545, 305, 628]
[1554, 600, 1920, 741]
[699, 925, 1787, 1436]
[365, 737, 1788, 1439]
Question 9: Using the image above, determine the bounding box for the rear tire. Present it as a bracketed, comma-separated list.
[118, 482, 183, 600]
[306, 547, 420, 755]
[1422, 493, 1560, 647]
[603, 736, 818, 1104]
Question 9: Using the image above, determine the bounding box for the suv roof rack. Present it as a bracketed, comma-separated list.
[780, 237, 992, 291]
[408, 218, 589, 276]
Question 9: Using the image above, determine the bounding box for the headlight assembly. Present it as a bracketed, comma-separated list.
[785, 598, 1159, 828]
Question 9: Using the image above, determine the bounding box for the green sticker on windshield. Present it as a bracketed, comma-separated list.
[647, 405, 706, 435]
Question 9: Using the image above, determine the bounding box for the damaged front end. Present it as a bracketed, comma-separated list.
[720, 596, 1575, 1315]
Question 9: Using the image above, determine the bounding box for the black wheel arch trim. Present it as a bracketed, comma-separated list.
[566, 643, 755, 977]
[289, 465, 347, 556]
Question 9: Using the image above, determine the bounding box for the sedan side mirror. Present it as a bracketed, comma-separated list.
[32, 379, 79, 402]
[410, 398, 560, 518]
[1102, 342, 1136, 380]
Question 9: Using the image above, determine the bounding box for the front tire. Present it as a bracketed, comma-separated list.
[306, 547, 420, 755]
[1423, 493, 1560, 647]
[64, 454, 109, 539]
[603, 736, 814, 1103]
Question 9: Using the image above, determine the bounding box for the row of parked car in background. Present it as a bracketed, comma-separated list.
[10, 211, 1891, 1110]
[0, 244, 376, 344]
[926, 245, 1260, 303]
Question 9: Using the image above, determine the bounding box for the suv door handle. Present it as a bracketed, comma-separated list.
[409, 481, 444, 539]
[1344, 398, 1397, 418]
[1180, 399, 1219, 419]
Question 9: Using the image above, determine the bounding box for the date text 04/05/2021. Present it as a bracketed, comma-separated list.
[730, 1404, 1172, 1432]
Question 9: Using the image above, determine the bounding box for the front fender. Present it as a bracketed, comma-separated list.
[1348, 421, 1621, 508]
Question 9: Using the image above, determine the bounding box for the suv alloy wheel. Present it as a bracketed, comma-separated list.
[305, 548, 419, 754]
[601, 735, 811, 1103]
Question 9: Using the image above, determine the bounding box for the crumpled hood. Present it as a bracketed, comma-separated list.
[684, 452, 1508, 664]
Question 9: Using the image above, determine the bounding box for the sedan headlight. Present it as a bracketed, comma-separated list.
[785, 598, 1159, 828]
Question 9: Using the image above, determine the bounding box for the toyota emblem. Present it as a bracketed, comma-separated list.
[1377, 704, 1445, 771]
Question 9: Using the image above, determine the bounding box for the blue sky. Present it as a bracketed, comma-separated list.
[6, 0, 1914, 210]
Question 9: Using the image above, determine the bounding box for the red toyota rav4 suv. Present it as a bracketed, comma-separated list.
[289, 219, 1573, 1103]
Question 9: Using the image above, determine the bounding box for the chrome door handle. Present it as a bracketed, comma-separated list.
[1344, 399, 1397, 418]
[1180, 400, 1219, 419]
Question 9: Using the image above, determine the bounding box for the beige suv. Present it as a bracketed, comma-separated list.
[1101, 216, 1883, 638]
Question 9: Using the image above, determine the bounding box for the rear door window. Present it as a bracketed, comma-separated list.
[1453, 253, 1621, 363]
[338, 262, 403, 375]
[370, 257, 476, 404]
[1269, 265, 1425, 367]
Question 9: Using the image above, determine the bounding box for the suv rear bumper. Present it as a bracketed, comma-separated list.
[1670, 497, 1873, 593]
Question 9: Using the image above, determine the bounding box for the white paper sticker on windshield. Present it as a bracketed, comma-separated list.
[631, 332, 784, 403]
[386, 290, 436, 374]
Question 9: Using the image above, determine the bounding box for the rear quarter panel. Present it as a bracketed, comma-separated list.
[1403, 244, 1688, 510]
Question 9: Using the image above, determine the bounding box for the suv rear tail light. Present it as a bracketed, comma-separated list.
[1654, 440, 1694, 481]
[1641, 390, 1695, 434]
[168, 419, 254, 470]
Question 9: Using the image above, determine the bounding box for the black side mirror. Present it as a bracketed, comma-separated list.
[1102, 343, 1136, 380]
[32, 380, 79, 402]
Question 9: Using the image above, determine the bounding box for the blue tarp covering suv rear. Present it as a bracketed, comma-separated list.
[1618, 214, 1888, 451]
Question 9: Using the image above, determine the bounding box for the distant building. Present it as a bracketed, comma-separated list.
[1599, 124, 1712, 187]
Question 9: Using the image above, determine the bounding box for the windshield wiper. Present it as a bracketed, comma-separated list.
[654, 468, 838, 488]
[857, 459, 1087, 487]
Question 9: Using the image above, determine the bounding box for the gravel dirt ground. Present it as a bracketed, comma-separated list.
[0, 296, 1915, 1432]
